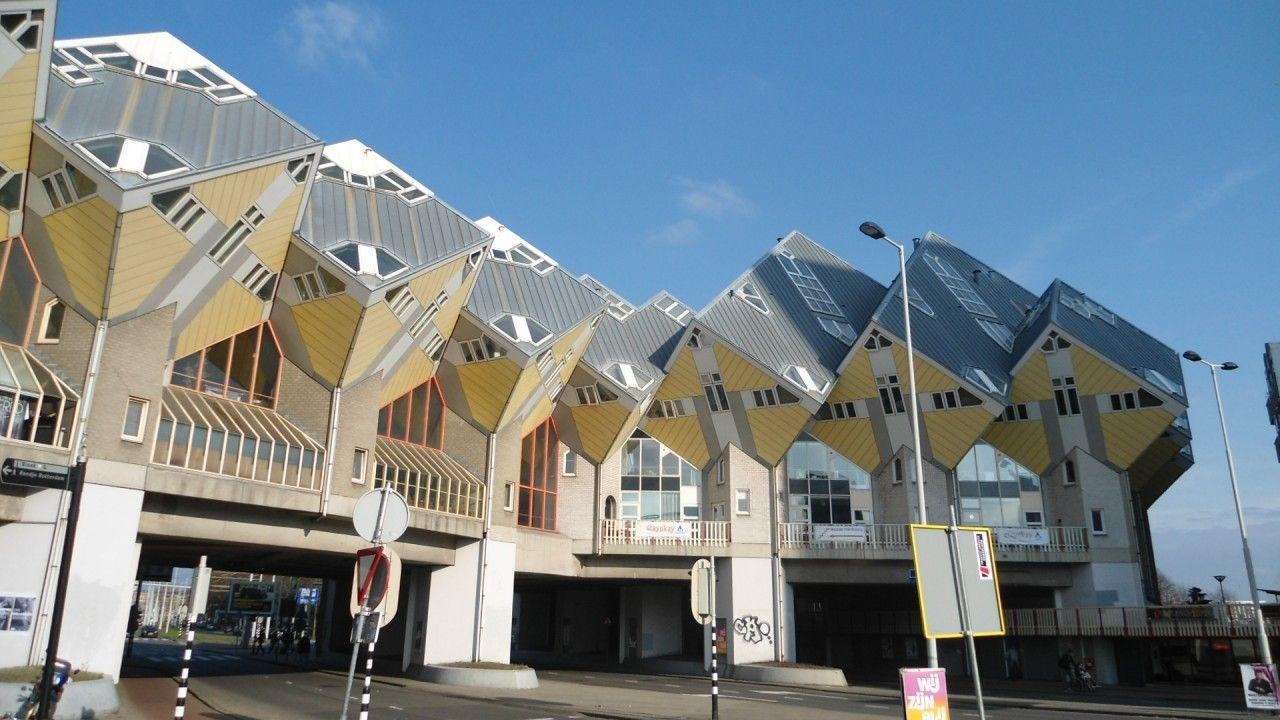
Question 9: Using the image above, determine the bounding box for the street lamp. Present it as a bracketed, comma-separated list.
[1214, 575, 1227, 604]
[860, 221, 935, 668]
[1182, 350, 1272, 665]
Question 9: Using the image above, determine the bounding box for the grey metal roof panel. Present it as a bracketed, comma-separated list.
[1047, 280, 1186, 402]
[699, 232, 886, 387]
[1011, 284, 1057, 361]
[873, 233, 1038, 401]
[296, 178, 489, 279]
[41, 66, 316, 189]
[466, 260, 607, 353]
[582, 300, 689, 398]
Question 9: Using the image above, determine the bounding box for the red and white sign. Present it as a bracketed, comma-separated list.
[974, 532, 993, 580]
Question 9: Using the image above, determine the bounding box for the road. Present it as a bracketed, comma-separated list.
[117, 641, 1221, 720]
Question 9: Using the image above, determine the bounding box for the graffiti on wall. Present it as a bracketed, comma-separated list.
[733, 615, 772, 644]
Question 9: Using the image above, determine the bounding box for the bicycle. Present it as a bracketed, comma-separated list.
[6, 659, 73, 720]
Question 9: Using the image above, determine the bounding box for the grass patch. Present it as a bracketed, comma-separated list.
[157, 629, 241, 645]
[755, 661, 835, 670]
[0, 666, 103, 682]
[442, 661, 530, 670]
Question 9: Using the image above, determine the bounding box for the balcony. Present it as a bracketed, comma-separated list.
[599, 519, 730, 554]
[778, 523, 1089, 562]
[1006, 604, 1280, 639]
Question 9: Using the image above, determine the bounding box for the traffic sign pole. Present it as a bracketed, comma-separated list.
[341, 487, 400, 720]
[710, 555, 718, 720]
[359, 637, 376, 720]
[947, 505, 987, 720]
[35, 460, 84, 720]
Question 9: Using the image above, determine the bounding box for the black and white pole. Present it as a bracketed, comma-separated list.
[709, 556, 718, 720]
[173, 613, 196, 719]
[358, 638, 377, 720]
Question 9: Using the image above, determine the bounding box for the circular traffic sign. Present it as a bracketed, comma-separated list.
[353, 487, 410, 544]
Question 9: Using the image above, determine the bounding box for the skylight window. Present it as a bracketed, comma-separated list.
[57, 43, 249, 103]
[655, 294, 691, 324]
[776, 251, 841, 316]
[1138, 367, 1183, 398]
[908, 291, 935, 317]
[605, 362, 653, 391]
[327, 242, 407, 279]
[2, 9, 42, 51]
[975, 317, 1015, 352]
[784, 365, 827, 394]
[489, 243, 555, 274]
[818, 316, 856, 345]
[581, 275, 634, 320]
[490, 313, 552, 346]
[313, 160, 431, 204]
[737, 282, 769, 314]
[52, 50, 93, 85]
[923, 253, 998, 319]
[1059, 291, 1116, 325]
[77, 136, 187, 179]
[964, 366, 1005, 396]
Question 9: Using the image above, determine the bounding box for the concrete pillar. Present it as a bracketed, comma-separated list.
[719, 556, 776, 667]
[420, 538, 515, 664]
[0, 489, 60, 669]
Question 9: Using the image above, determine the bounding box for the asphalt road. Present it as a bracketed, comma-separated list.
[119, 641, 1210, 720]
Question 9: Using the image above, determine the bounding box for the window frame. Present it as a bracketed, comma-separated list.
[734, 487, 751, 515]
[121, 396, 149, 443]
[1090, 508, 1106, 535]
[37, 299, 65, 344]
[352, 447, 368, 484]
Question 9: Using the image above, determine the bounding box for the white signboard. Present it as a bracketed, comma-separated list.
[910, 524, 1005, 639]
[636, 521, 692, 540]
[1241, 663, 1280, 710]
[813, 524, 868, 544]
[996, 527, 1049, 547]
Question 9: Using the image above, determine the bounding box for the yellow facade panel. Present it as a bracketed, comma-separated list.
[1011, 351, 1053, 404]
[175, 281, 265, 357]
[570, 401, 632, 463]
[656, 347, 702, 400]
[1099, 409, 1173, 470]
[644, 415, 710, 469]
[715, 342, 775, 392]
[407, 256, 466, 306]
[810, 419, 880, 472]
[456, 358, 522, 432]
[193, 161, 286, 227]
[500, 363, 545, 431]
[292, 293, 363, 386]
[601, 404, 648, 464]
[379, 349, 436, 406]
[828, 351, 876, 403]
[345, 302, 401, 381]
[890, 345, 955, 394]
[109, 208, 191, 317]
[1072, 347, 1135, 397]
[245, 184, 303, 271]
[924, 407, 994, 469]
[0, 53, 38, 170]
[746, 404, 813, 467]
[42, 197, 118, 315]
[520, 397, 555, 437]
[982, 421, 1051, 474]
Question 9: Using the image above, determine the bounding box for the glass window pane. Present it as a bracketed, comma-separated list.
[201, 339, 231, 395]
[252, 328, 280, 407]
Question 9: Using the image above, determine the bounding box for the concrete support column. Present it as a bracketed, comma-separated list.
[718, 556, 777, 667]
[420, 538, 514, 664]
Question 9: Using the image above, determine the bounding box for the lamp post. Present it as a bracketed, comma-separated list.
[1214, 575, 1227, 604]
[1182, 350, 1272, 665]
[860, 221, 936, 669]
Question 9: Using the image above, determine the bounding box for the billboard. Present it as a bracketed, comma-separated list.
[226, 581, 278, 616]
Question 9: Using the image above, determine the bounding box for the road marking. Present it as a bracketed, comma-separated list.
[664, 683, 681, 688]
[751, 689, 796, 695]
[389, 706, 403, 711]
[623, 679, 639, 683]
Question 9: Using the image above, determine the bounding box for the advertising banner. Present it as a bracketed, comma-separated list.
[226, 581, 277, 616]
[1241, 663, 1279, 710]
[900, 667, 949, 720]
[636, 521, 692, 540]
[995, 527, 1049, 546]
[812, 524, 868, 543]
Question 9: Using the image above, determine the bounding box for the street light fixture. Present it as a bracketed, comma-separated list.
[1182, 350, 1272, 665]
[860, 221, 934, 668]
[1214, 575, 1227, 604]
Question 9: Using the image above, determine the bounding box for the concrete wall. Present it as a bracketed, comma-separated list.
[0, 489, 58, 668]
[638, 585, 682, 659]
[722, 557, 775, 666]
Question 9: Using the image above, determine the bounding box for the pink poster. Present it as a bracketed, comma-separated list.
[900, 667, 949, 720]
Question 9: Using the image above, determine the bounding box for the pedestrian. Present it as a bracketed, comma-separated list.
[253, 624, 265, 655]
[268, 629, 280, 656]
[297, 632, 311, 668]
[1058, 648, 1076, 690]
[280, 626, 294, 660]
[1005, 644, 1022, 680]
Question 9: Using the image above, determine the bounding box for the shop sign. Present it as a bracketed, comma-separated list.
[995, 527, 1049, 546]
[636, 521, 692, 539]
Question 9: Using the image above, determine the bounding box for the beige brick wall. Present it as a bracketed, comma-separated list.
[556, 446, 595, 541]
[328, 372, 379, 500]
[86, 306, 174, 470]
[27, 286, 94, 392]
[726, 443, 771, 547]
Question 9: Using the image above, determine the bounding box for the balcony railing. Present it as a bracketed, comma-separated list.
[600, 519, 730, 547]
[779, 523, 1089, 556]
[1006, 604, 1280, 639]
[778, 523, 909, 551]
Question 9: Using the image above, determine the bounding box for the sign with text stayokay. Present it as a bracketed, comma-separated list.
[910, 524, 1005, 639]
[637, 521, 692, 540]
[900, 667, 949, 720]
[994, 526, 1048, 547]
[1, 458, 71, 491]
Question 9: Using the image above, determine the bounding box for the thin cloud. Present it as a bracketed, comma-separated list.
[1139, 165, 1270, 245]
[285, 1, 386, 69]
[1007, 193, 1130, 284]
[646, 218, 701, 246]
[677, 178, 756, 219]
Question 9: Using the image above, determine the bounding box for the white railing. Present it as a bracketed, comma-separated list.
[600, 519, 730, 547]
[1006, 604, 1280, 639]
[777, 523, 910, 551]
[990, 525, 1089, 553]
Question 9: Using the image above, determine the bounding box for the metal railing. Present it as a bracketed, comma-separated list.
[778, 523, 1089, 555]
[777, 523, 910, 551]
[1005, 604, 1280, 639]
[600, 519, 731, 547]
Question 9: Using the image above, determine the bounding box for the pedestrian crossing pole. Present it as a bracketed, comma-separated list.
[358, 638, 376, 720]
[710, 556, 718, 720]
[173, 613, 196, 719]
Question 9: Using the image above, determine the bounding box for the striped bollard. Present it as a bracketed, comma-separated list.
[710, 645, 719, 720]
[358, 640, 376, 720]
[174, 614, 196, 719]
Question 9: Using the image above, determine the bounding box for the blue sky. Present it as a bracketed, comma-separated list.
[60, 2, 1279, 597]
